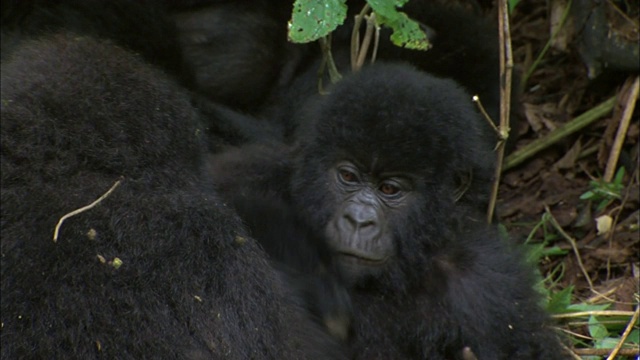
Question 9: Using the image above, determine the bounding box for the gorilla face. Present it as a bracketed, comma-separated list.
[324, 161, 417, 283]
[291, 63, 495, 290]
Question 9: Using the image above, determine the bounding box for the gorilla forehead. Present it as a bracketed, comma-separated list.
[299, 62, 484, 174]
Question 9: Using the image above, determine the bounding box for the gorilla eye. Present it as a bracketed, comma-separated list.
[339, 169, 358, 183]
[379, 183, 400, 196]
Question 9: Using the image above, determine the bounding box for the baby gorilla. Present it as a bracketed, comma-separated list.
[291, 63, 568, 359]
[210, 63, 569, 359]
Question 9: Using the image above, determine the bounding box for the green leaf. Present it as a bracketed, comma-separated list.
[541, 245, 567, 257]
[367, 0, 430, 50]
[588, 315, 609, 341]
[626, 329, 639, 345]
[508, 0, 521, 12]
[613, 166, 626, 184]
[595, 336, 620, 349]
[546, 286, 573, 314]
[288, 0, 347, 43]
[525, 243, 544, 263]
[566, 303, 610, 312]
[542, 232, 560, 243]
[579, 191, 594, 200]
[596, 198, 610, 211]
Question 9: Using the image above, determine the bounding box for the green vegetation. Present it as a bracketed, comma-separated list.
[288, 0, 429, 50]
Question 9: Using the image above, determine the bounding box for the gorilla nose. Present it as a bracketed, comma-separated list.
[341, 203, 380, 237]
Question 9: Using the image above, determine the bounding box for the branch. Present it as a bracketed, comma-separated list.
[604, 75, 639, 182]
[487, 0, 513, 223]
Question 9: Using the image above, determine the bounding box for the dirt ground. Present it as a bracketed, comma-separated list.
[494, 0, 638, 357]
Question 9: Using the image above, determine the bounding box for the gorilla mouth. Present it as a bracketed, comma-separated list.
[336, 251, 388, 266]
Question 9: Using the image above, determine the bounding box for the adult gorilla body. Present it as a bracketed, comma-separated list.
[0, 0, 291, 151]
[0, 32, 345, 360]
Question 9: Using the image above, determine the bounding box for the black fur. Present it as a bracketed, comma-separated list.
[0, 0, 186, 79]
[0, 0, 293, 152]
[172, 1, 291, 110]
[0, 33, 346, 359]
[230, 192, 354, 342]
[291, 63, 566, 359]
[259, 2, 518, 149]
[205, 144, 354, 342]
[208, 63, 568, 359]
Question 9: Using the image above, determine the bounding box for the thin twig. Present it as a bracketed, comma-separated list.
[355, 13, 376, 70]
[564, 319, 634, 327]
[605, 304, 640, 360]
[521, 0, 572, 89]
[574, 348, 639, 357]
[317, 47, 328, 95]
[53, 177, 123, 242]
[586, 286, 622, 304]
[561, 343, 583, 360]
[487, 0, 513, 223]
[604, 75, 639, 182]
[370, 22, 380, 64]
[472, 95, 500, 136]
[351, 4, 371, 71]
[320, 34, 342, 85]
[544, 205, 595, 292]
[558, 327, 594, 340]
[553, 310, 636, 319]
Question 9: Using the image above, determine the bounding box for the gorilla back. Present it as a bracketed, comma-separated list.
[0, 34, 345, 359]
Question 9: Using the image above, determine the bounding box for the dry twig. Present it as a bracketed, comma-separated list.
[351, 3, 380, 72]
[605, 304, 640, 360]
[553, 310, 636, 319]
[544, 205, 595, 292]
[53, 177, 123, 242]
[487, 0, 513, 223]
[604, 75, 639, 182]
[573, 348, 639, 357]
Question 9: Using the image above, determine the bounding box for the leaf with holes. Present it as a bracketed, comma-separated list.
[367, 0, 429, 50]
[288, 0, 347, 43]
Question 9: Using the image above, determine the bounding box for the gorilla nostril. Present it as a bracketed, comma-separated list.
[359, 220, 376, 228]
[343, 212, 352, 220]
[343, 212, 376, 228]
[342, 213, 356, 228]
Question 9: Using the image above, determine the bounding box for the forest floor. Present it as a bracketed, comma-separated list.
[495, 0, 639, 358]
